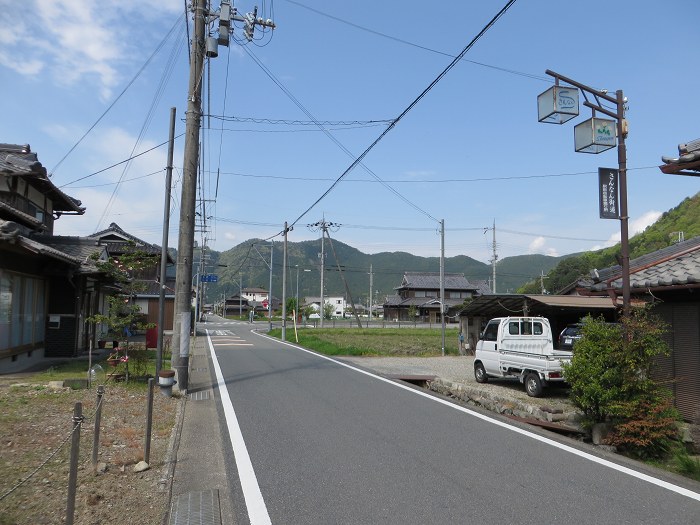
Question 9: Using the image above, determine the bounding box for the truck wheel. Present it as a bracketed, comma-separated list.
[474, 362, 488, 383]
[525, 372, 543, 397]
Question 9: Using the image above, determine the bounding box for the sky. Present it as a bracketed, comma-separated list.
[2, 0, 698, 269]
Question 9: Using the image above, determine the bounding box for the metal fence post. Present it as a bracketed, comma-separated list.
[144, 377, 155, 464]
[92, 386, 105, 473]
[66, 402, 82, 525]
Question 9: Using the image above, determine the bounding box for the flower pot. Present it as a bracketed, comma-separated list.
[97, 340, 106, 349]
[107, 359, 120, 368]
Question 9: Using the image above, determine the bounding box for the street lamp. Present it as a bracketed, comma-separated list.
[537, 69, 630, 317]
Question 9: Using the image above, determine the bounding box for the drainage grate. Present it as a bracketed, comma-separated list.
[192, 367, 208, 372]
[189, 390, 210, 401]
[169, 489, 220, 525]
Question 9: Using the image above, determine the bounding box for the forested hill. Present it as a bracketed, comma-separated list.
[196, 239, 569, 304]
[518, 192, 700, 294]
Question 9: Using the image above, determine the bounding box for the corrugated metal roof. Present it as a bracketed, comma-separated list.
[459, 294, 617, 318]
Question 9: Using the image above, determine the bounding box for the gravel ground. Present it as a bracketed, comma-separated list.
[0, 373, 179, 525]
[338, 355, 577, 414]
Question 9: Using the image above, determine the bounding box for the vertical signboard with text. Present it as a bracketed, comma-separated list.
[598, 167, 620, 219]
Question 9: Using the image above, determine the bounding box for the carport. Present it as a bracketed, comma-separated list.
[458, 294, 618, 353]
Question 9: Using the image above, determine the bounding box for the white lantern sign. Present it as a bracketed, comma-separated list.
[537, 85, 579, 124]
[574, 117, 616, 154]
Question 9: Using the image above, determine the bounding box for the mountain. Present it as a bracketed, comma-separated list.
[518, 191, 700, 294]
[195, 237, 570, 305]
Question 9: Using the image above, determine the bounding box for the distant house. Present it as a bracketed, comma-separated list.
[304, 295, 347, 317]
[579, 235, 700, 424]
[241, 287, 281, 314]
[224, 293, 252, 316]
[383, 272, 490, 323]
[87, 222, 175, 332]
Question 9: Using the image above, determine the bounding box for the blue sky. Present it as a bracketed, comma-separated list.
[2, 0, 698, 265]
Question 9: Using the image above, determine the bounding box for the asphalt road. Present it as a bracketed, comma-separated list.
[202, 316, 700, 525]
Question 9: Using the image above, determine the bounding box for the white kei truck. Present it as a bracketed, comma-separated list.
[473, 316, 573, 397]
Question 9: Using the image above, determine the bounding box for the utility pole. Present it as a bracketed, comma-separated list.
[489, 220, 498, 293]
[540, 270, 548, 294]
[368, 263, 373, 327]
[440, 219, 445, 356]
[156, 107, 176, 377]
[170, 1, 276, 391]
[282, 222, 289, 340]
[320, 227, 325, 327]
[309, 219, 339, 327]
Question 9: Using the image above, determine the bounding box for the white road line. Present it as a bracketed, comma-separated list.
[254, 331, 700, 503]
[207, 330, 271, 524]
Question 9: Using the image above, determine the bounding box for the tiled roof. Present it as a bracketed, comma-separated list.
[0, 144, 84, 213]
[0, 201, 44, 229]
[659, 138, 700, 175]
[16, 236, 83, 266]
[89, 223, 170, 258]
[397, 272, 478, 291]
[588, 236, 700, 292]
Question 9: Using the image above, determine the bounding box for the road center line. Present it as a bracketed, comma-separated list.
[206, 330, 271, 524]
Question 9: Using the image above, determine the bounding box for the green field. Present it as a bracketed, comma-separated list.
[269, 327, 461, 356]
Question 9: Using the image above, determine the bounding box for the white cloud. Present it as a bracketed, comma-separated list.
[602, 210, 662, 247]
[1, 1, 183, 100]
[527, 236, 559, 257]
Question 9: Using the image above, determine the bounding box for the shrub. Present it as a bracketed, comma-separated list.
[603, 396, 680, 459]
[562, 307, 681, 459]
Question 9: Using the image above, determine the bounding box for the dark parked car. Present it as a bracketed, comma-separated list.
[558, 323, 582, 351]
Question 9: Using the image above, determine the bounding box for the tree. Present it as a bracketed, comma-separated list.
[286, 297, 298, 318]
[562, 309, 680, 458]
[87, 244, 156, 350]
[322, 301, 334, 320]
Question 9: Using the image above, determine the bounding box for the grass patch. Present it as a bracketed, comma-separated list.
[270, 327, 461, 356]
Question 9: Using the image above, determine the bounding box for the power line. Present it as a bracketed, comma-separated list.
[205, 115, 393, 126]
[242, 46, 438, 225]
[49, 13, 184, 178]
[282, 0, 545, 82]
[287, 0, 519, 227]
[58, 135, 185, 188]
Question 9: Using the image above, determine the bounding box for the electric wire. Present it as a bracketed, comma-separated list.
[242, 46, 438, 225]
[282, 0, 545, 82]
[286, 0, 519, 227]
[49, 13, 183, 178]
[58, 135, 185, 188]
[214, 42, 234, 200]
[206, 115, 393, 126]
[94, 19, 185, 233]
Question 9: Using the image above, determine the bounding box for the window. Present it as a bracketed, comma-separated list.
[509, 322, 519, 335]
[483, 321, 499, 341]
[415, 291, 426, 298]
[0, 270, 46, 352]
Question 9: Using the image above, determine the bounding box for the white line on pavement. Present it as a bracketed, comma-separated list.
[207, 330, 272, 525]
